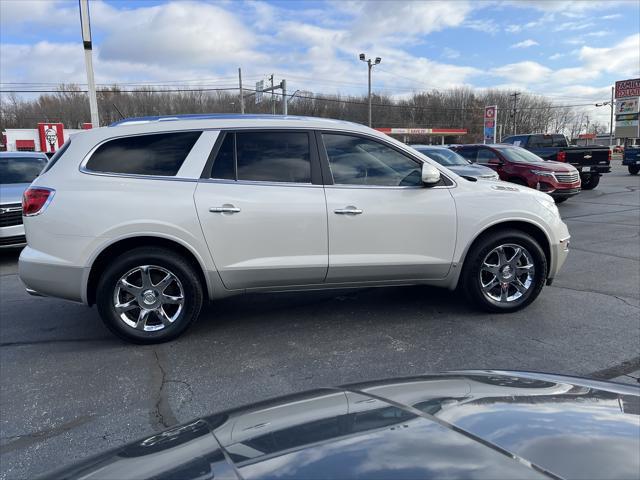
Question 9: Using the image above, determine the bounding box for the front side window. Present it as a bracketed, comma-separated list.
[0, 156, 48, 184]
[476, 148, 500, 163]
[415, 148, 469, 167]
[86, 131, 201, 176]
[456, 147, 478, 162]
[210, 131, 311, 183]
[323, 134, 421, 186]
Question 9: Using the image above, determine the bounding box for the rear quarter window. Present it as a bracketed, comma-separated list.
[85, 131, 201, 176]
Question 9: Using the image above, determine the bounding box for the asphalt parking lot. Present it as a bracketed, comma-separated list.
[1, 161, 639, 479]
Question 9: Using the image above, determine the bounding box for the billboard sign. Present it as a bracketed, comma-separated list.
[37, 123, 64, 153]
[615, 78, 640, 99]
[614, 84, 640, 138]
[483, 105, 497, 144]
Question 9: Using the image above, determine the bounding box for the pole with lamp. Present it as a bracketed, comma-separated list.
[79, 0, 99, 127]
[359, 53, 381, 127]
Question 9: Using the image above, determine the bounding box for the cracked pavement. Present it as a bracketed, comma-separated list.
[1, 162, 639, 479]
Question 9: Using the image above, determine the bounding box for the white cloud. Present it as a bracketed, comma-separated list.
[579, 33, 640, 77]
[464, 19, 500, 34]
[584, 30, 612, 37]
[442, 48, 461, 59]
[511, 39, 539, 49]
[492, 61, 552, 82]
[549, 53, 565, 60]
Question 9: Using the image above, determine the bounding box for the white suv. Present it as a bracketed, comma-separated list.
[19, 115, 570, 344]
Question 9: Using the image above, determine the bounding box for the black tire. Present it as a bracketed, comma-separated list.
[581, 173, 600, 190]
[629, 165, 640, 175]
[554, 197, 568, 204]
[461, 229, 547, 313]
[96, 247, 203, 344]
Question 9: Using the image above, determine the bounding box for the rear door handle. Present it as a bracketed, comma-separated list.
[210, 205, 241, 214]
[334, 207, 363, 215]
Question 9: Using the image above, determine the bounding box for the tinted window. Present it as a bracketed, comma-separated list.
[415, 148, 468, 166]
[86, 131, 201, 176]
[528, 135, 552, 148]
[323, 134, 421, 186]
[0, 156, 47, 184]
[456, 147, 478, 162]
[477, 148, 500, 163]
[210, 133, 235, 180]
[236, 132, 310, 183]
[551, 135, 567, 147]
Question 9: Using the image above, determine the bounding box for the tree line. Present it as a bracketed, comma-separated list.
[0, 85, 605, 143]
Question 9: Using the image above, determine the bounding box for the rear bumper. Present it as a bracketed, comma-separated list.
[573, 165, 611, 174]
[622, 159, 640, 166]
[19, 246, 87, 303]
[0, 225, 26, 248]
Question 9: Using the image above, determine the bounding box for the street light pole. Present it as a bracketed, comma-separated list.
[609, 86, 614, 147]
[360, 53, 381, 127]
[79, 0, 99, 127]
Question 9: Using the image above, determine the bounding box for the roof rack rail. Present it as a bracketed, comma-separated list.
[109, 114, 344, 127]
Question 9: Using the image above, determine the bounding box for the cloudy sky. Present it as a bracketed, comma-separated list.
[1, 0, 639, 123]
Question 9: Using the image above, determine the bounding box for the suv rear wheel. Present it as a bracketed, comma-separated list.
[629, 165, 639, 175]
[96, 247, 203, 344]
[461, 230, 547, 313]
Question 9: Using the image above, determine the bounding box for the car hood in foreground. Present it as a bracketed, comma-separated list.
[447, 163, 498, 179]
[0, 183, 30, 205]
[43, 371, 639, 480]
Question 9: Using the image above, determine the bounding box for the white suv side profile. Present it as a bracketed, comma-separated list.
[19, 115, 570, 344]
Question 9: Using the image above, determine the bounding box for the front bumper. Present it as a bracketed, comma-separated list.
[548, 188, 581, 200]
[19, 246, 87, 303]
[548, 235, 570, 283]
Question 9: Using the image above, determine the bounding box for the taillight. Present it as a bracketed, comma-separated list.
[557, 151, 566, 162]
[22, 187, 55, 216]
[608, 149, 612, 161]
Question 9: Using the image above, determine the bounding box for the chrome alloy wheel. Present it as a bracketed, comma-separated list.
[479, 244, 535, 304]
[113, 265, 185, 332]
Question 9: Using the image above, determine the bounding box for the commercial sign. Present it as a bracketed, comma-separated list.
[615, 78, 640, 99]
[37, 123, 64, 153]
[375, 128, 467, 135]
[255, 80, 264, 104]
[483, 105, 497, 144]
[614, 85, 640, 138]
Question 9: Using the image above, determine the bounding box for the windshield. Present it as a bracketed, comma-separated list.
[497, 147, 546, 163]
[0, 156, 48, 184]
[415, 148, 469, 166]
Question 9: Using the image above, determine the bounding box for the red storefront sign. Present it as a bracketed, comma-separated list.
[37, 123, 65, 153]
[615, 78, 640, 99]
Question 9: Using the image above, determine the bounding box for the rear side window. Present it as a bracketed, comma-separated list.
[210, 131, 311, 183]
[86, 132, 201, 176]
[528, 135, 552, 148]
[551, 135, 567, 147]
[477, 148, 500, 163]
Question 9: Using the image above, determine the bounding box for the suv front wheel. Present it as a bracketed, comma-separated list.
[461, 230, 547, 313]
[96, 247, 204, 344]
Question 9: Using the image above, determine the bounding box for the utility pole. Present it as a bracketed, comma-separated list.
[281, 79, 287, 115]
[510, 92, 520, 135]
[79, 0, 99, 127]
[269, 74, 275, 115]
[609, 86, 614, 147]
[359, 53, 381, 127]
[238, 68, 244, 114]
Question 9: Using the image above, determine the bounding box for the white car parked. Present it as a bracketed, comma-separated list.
[19, 115, 570, 343]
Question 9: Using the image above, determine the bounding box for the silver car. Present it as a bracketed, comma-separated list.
[412, 145, 499, 181]
[0, 152, 49, 248]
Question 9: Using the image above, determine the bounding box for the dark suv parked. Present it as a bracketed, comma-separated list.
[450, 144, 581, 203]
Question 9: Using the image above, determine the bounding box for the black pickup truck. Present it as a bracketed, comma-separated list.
[501, 133, 611, 190]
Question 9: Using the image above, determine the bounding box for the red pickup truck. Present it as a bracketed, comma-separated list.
[451, 144, 581, 203]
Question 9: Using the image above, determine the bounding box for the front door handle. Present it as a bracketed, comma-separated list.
[210, 205, 241, 214]
[334, 206, 363, 215]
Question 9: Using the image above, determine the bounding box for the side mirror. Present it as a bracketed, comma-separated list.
[421, 163, 441, 186]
